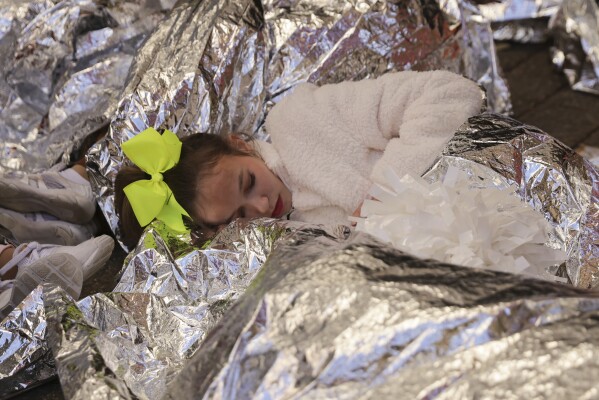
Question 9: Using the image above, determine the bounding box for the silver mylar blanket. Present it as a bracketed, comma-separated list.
[42, 220, 350, 400]
[443, 0, 599, 95]
[465, 0, 561, 43]
[0, 0, 176, 173]
[425, 113, 598, 289]
[5, 0, 495, 395]
[163, 231, 599, 400]
[3, 0, 596, 398]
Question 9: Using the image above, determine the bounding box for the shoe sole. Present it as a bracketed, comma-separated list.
[80, 235, 115, 280]
[0, 178, 95, 223]
[0, 209, 92, 246]
[0, 253, 83, 321]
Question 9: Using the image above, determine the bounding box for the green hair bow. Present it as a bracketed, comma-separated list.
[122, 127, 190, 232]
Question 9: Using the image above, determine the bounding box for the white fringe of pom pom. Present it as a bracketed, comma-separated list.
[350, 166, 568, 281]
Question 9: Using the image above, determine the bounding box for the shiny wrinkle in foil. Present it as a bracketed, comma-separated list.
[88, 0, 511, 247]
[166, 232, 599, 400]
[425, 113, 598, 289]
[0, 286, 56, 398]
[477, 0, 561, 43]
[0, 0, 497, 395]
[44, 219, 349, 400]
[0, 0, 174, 173]
[0, 0, 540, 397]
[550, 0, 599, 95]
[440, 0, 561, 43]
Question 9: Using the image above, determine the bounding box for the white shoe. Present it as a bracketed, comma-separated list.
[0, 169, 95, 223]
[18, 235, 114, 280]
[2, 234, 114, 281]
[0, 207, 95, 246]
[0, 253, 83, 321]
[0, 235, 114, 319]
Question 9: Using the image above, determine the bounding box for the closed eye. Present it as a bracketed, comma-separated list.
[248, 172, 255, 192]
[238, 172, 256, 218]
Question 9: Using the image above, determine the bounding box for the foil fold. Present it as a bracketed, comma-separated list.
[6, 0, 593, 397]
[47, 114, 598, 399]
[0, 286, 56, 398]
[440, 0, 561, 43]
[550, 0, 599, 94]
[478, 0, 561, 42]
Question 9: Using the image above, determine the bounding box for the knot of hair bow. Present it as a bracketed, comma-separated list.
[151, 172, 163, 183]
[122, 127, 190, 233]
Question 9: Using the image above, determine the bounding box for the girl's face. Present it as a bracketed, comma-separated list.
[194, 155, 292, 231]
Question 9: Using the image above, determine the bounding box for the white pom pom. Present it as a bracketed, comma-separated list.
[353, 166, 568, 280]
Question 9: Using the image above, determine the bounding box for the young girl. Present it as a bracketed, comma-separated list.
[115, 70, 484, 248]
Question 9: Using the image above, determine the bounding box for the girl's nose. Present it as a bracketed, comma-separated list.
[247, 195, 270, 217]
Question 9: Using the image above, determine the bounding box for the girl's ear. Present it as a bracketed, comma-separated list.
[228, 134, 252, 152]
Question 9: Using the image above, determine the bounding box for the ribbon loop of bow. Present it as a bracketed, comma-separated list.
[122, 127, 190, 232]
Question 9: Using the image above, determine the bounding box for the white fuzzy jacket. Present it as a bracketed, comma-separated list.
[257, 70, 484, 226]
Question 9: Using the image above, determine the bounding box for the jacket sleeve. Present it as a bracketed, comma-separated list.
[351, 71, 485, 183]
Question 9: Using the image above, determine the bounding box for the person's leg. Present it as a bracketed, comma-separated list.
[0, 244, 16, 279]
[0, 235, 114, 319]
[0, 236, 113, 282]
[0, 207, 95, 246]
[0, 166, 96, 223]
[69, 163, 89, 181]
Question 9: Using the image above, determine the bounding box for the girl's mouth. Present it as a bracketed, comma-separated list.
[271, 195, 283, 218]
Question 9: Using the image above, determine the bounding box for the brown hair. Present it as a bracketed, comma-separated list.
[114, 132, 254, 249]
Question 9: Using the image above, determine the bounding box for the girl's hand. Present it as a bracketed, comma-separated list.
[350, 195, 376, 226]
[352, 204, 363, 219]
[350, 205, 362, 227]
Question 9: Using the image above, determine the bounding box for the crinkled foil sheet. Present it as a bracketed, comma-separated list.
[0, 0, 175, 172]
[550, 0, 599, 94]
[88, 0, 512, 244]
[166, 231, 599, 399]
[425, 113, 598, 289]
[0, 286, 56, 398]
[43, 220, 349, 399]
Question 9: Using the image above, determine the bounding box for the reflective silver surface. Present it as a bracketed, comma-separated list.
[3, 0, 580, 397]
[550, 0, 599, 94]
[425, 113, 598, 288]
[0, 0, 174, 172]
[166, 232, 599, 399]
[0, 286, 55, 398]
[440, 0, 561, 43]
[47, 113, 598, 399]
[0, 0, 174, 395]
